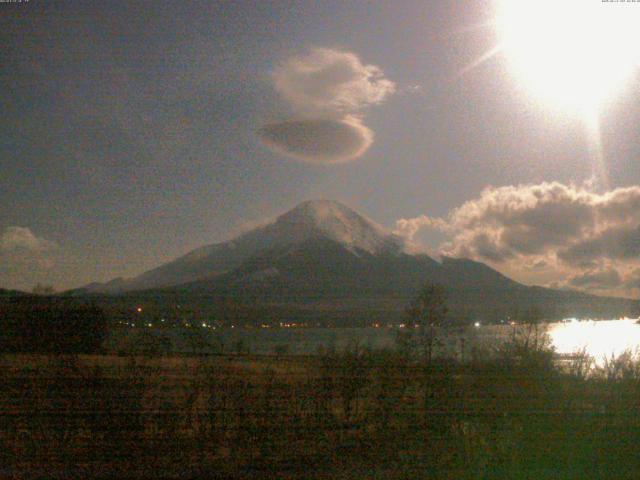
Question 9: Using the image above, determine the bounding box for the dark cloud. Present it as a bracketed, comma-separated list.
[559, 225, 640, 266]
[625, 268, 640, 290]
[444, 182, 601, 260]
[258, 117, 373, 164]
[569, 268, 622, 289]
[395, 182, 640, 295]
[472, 232, 515, 263]
[397, 182, 640, 262]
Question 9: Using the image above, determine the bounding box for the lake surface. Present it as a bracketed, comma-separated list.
[548, 318, 640, 364]
[243, 319, 640, 364]
[119, 318, 640, 364]
[211, 318, 640, 361]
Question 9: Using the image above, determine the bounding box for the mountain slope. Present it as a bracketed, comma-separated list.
[0, 288, 29, 297]
[176, 243, 638, 324]
[80, 199, 405, 293]
[188, 236, 440, 297]
[75, 198, 640, 325]
[174, 235, 638, 323]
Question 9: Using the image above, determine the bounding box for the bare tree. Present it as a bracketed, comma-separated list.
[406, 283, 449, 364]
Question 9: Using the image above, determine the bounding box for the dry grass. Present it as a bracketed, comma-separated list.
[3, 347, 640, 479]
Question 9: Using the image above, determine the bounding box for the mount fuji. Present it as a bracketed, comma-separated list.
[82, 199, 409, 293]
[77, 200, 639, 324]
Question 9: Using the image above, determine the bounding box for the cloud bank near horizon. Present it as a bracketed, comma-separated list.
[395, 182, 640, 295]
[259, 47, 395, 164]
[0, 226, 55, 253]
[0, 227, 57, 290]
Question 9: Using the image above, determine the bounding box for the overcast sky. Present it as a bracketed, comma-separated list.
[2, 0, 640, 296]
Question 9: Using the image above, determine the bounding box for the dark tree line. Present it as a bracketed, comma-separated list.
[0, 297, 107, 354]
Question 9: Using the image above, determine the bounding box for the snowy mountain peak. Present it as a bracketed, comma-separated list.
[76, 199, 404, 293]
[273, 199, 402, 254]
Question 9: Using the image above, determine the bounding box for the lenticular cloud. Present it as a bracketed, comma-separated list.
[260, 48, 394, 164]
[259, 116, 373, 164]
[272, 47, 395, 115]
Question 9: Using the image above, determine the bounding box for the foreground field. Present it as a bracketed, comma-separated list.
[2, 342, 640, 479]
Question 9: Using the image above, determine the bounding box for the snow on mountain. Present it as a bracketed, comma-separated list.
[269, 199, 402, 255]
[79, 199, 405, 293]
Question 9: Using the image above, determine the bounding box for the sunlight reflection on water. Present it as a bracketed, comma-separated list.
[548, 318, 640, 364]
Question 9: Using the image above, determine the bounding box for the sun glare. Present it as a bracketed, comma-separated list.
[495, 0, 640, 114]
[549, 319, 640, 366]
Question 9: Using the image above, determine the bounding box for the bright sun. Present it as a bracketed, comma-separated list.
[495, 0, 640, 114]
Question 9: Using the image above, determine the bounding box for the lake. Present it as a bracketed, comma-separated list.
[116, 318, 640, 364]
[548, 318, 640, 364]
